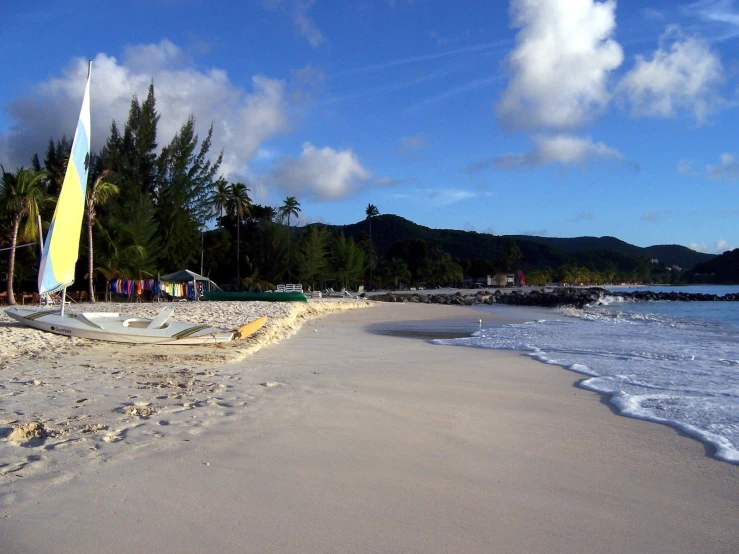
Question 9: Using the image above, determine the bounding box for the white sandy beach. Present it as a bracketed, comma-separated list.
[0, 300, 371, 482]
[1, 301, 738, 553]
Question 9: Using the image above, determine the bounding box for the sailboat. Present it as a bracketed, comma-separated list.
[5, 61, 266, 344]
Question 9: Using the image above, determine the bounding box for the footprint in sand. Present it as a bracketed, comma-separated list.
[103, 427, 132, 443]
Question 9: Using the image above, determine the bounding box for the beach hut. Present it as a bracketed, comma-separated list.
[159, 269, 220, 300]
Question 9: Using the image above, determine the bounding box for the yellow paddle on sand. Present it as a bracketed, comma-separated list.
[234, 316, 268, 340]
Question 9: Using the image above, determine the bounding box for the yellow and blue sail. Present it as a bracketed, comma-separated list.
[38, 62, 91, 295]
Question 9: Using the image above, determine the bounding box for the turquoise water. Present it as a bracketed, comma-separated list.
[436, 285, 739, 463]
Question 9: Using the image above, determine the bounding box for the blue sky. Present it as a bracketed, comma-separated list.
[1, 0, 737, 253]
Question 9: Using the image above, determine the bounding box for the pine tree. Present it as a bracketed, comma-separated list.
[155, 116, 223, 270]
[43, 136, 72, 196]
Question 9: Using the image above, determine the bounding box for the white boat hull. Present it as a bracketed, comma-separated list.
[5, 307, 265, 345]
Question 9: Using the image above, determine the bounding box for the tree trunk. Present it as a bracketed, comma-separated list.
[287, 214, 291, 283]
[87, 215, 95, 303]
[369, 218, 373, 291]
[6, 215, 20, 305]
[236, 220, 240, 282]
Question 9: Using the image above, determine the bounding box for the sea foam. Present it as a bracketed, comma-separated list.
[435, 296, 739, 464]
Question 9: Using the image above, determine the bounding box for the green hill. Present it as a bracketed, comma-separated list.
[508, 235, 714, 269]
[321, 214, 713, 271]
[686, 248, 739, 283]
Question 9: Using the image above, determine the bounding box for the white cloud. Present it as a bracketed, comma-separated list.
[256, 148, 278, 160]
[294, 0, 325, 48]
[495, 134, 623, 168]
[641, 211, 662, 223]
[427, 188, 476, 206]
[0, 41, 290, 180]
[122, 41, 188, 72]
[376, 176, 401, 187]
[293, 213, 326, 227]
[640, 209, 671, 223]
[677, 159, 695, 176]
[642, 8, 665, 20]
[690, 239, 735, 253]
[400, 134, 427, 151]
[683, 0, 739, 40]
[265, 0, 325, 48]
[270, 142, 372, 200]
[398, 133, 428, 162]
[707, 153, 739, 180]
[618, 27, 724, 123]
[496, 0, 623, 131]
[715, 239, 732, 252]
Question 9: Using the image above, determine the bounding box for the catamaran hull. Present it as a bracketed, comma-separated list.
[5, 308, 266, 345]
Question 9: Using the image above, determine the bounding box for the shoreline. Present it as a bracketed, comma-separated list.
[1, 302, 738, 552]
[372, 307, 739, 466]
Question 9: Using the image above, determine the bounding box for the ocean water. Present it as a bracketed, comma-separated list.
[434, 285, 739, 463]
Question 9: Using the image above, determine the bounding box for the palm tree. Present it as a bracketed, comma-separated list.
[210, 179, 230, 228]
[0, 166, 50, 304]
[227, 182, 252, 281]
[85, 170, 119, 303]
[365, 203, 379, 290]
[95, 202, 159, 301]
[278, 196, 301, 282]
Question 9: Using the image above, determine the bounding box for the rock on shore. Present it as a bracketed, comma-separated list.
[370, 288, 739, 309]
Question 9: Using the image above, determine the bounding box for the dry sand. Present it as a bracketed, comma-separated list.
[1, 302, 738, 553]
[0, 299, 370, 481]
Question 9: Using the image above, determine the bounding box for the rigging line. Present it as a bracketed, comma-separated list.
[0, 242, 36, 252]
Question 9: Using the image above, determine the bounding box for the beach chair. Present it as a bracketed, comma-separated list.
[41, 293, 71, 306]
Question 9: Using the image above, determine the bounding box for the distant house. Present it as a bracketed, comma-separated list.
[491, 272, 526, 287]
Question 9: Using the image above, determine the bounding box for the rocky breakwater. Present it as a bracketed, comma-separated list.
[371, 287, 607, 309]
[615, 290, 739, 302]
[371, 287, 739, 308]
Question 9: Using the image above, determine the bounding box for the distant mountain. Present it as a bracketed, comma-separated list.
[321, 214, 713, 271]
[642, 245, 715, 270]
[686, 248, 739, 283]
[508, 235, 715, 270]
